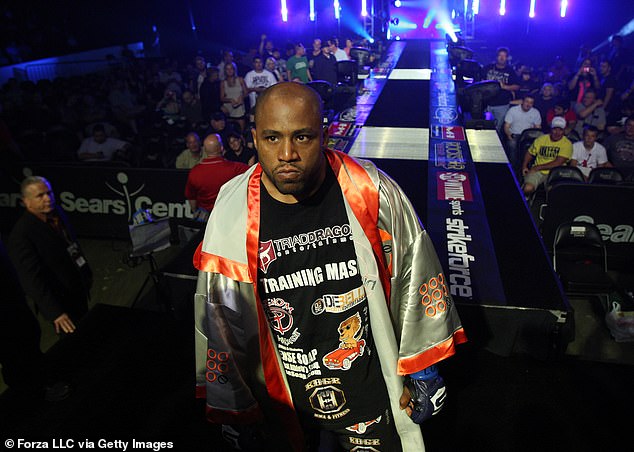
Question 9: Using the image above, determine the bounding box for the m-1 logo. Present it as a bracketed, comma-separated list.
[437, 172, 473, 201]
[418, 273, 449, 318]
[431, 126, 465, 141]
[206, 348, 229, 384]
[328, 122, 358, 137]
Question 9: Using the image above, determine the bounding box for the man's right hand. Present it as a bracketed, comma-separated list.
[54, 313, 76, 334]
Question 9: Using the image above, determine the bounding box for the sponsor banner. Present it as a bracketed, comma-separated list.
[328, 121, 360, 138]
[0, 164, 191, 239]
[426, 41, 506, 305]
[431, 125, 465, 141]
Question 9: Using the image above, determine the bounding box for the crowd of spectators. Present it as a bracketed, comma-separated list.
[0, 33, 377, 170]
[480, 35, 634, 182]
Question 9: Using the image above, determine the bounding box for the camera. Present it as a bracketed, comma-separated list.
[583, 67, 590, 73]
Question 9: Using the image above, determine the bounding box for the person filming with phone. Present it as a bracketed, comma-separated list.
[568, 58, 600, 105]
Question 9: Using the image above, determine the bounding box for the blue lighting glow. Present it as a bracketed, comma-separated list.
[473, 0, 479, 15]
[362, 0, 367, 17]
[334, 0, 340, 20]
[395, 0, 402, 7]
[281, 0, 288, 22]
[529, 0, 536, 18]
[423, 9, 436, 29]
[310, 0, 315, 21]
[560, 0, 568, 17]
[499, 0, 506, 16]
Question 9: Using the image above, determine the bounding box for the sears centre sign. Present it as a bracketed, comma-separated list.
[1, 165, 192, 239]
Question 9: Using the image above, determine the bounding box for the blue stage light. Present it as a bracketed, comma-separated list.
[473, 0, 479, 15]
[310, 0, 315, 21]
[529, 0, 536, 18]
[499, 0, 506, 16]
[560, 0, 567, 17]
[395, 0, 402, 7]
[334, 0, 341, 20]
[281, 0, 288, 22]
[362, 0, 367, 17]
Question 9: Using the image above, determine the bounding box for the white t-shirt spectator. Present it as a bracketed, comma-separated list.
[504, 105, 542, 136]
[244, 69, 278, 108]
[571, 141, 609, 177]
[77, 137, 129, 161]
[333, 48, 348, 61]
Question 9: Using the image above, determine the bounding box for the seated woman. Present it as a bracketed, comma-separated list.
[224, 131, 257, 166]
[220, 63, 248, 133]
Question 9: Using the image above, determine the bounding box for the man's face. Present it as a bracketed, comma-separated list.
[554, 105, 565, 116]
[93, 130, 107, 144]
[322, 46, 330, 56]
[224, 52, 234, 63]
[183, 92, 193, 104]
[582, 92, 596, 107]
[496, 51, 508, 66]
[211, 118, 225, 131]
[550, 127, 565, 141]
[186, 135, 201, 153]
[296, 45, 305, 56]
[253, 92, 327, 203]
[600, 61, 610, 76]
[195, 58, 206, 71]
[253, 58, 263, 71]
[228, 136, 241, 151]
[313, 39, 321, 51]
[583, 129, 598, 148]
[265, 59, 276, 72]
[24, 181, 55, 216]
[521, 97, 534, 112]
[542, 85, 554, 97]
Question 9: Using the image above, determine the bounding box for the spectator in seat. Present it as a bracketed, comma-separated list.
[199, 67, 221, 121]
[570, 125, 612, 179]
[567, 58, 600, 105]
[598, 59, 618, 113]
[343, 37, 354, 59]
[272, 48, 287, 80]
[573, 90, 606, 137]
[259, 34, 275, 59]
[193, 55, 207, 98]
[220, 63, 248, 133]
[181, 89, 203, 127]
[534, 83, 558, 131]
[107, 78, 145, 134]
[328, 37, 348, 61]
[205, 111, 234, 147]
[604, 115, 634, 169]
[77, 123, 130, 162]
[224, 130, 257, 166]
[286, 42, 312, 83]
[184, 133, 249, 221]
[312, 43, 338, 87]
[175, 132, 203, 169]
[512, 69, 540, 104]
[155, 88, 181, 120]
[521, 116, 573, 196]
[244, 56, 278, 114]
[503, 94, 542, 172]
[546, 99, 577, 137]
[217, 50, 237, 81]
[309, 38, 322, 69]
[481, 47, 521, 134]
[265, 57, 283, 82]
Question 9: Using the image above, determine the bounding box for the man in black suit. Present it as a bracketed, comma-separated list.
[8, 176, 92, 335]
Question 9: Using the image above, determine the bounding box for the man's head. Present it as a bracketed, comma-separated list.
[540, 83, 554, 98]
[553, 99, 569, 116]
[21, 176, 55, 216]
[185, 132, 201, 154]
[496, 47, 509, 66]
[207, 66, 219, 81]
[582, 125, 599, 148]
[223, 51, 234, 63]
[92, 124, 107, 144]
[550, 116, 567, 141]
[228, 131, 244, 152]
[195, 56, 206, 72]
[265, 57, 277, 72]
[328, 37, 340, 51]
[252, 82, 327, 203]
[312, 38, 322, 51]
[203, 134, 224, 157]
[295, 43, 306, 57]
[182, 90, 195, 105]
[321, 44, 331, 56]
[582, 90, 597, 107]
[611, 34, 623, 48]
[521, 94, 535, 112]
[253, 56, 264, 72]
[210, 111, 226, 131]
[599, 60, 611, 76]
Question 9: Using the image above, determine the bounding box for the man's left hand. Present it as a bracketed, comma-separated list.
[399, 375, 447, 424]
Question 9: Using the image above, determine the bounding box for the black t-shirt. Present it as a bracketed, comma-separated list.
[225, 147, 257, 165]
[257, 167, 389, 428]
[481, 63, 520, 106]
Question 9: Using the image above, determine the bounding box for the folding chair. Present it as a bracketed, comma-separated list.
[553, 221, 613, 311]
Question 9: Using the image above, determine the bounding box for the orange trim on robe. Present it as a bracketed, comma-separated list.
[326, 150, 392, 304]
[194, 242, 252, 283]
[397, 328, 468, 375]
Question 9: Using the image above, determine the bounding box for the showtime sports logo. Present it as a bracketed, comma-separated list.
[437, 172, 473, 202]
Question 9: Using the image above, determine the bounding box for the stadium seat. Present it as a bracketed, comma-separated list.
[545, 165, 585, 192]
[587, 167, 624, 185]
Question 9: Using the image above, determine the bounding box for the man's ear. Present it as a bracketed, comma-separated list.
[251, 127, 258, 150]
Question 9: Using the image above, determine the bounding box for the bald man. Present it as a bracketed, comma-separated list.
[193, 83, 465, 451]
[184, 133, 249, 217]
[175, 132, 203, 169]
